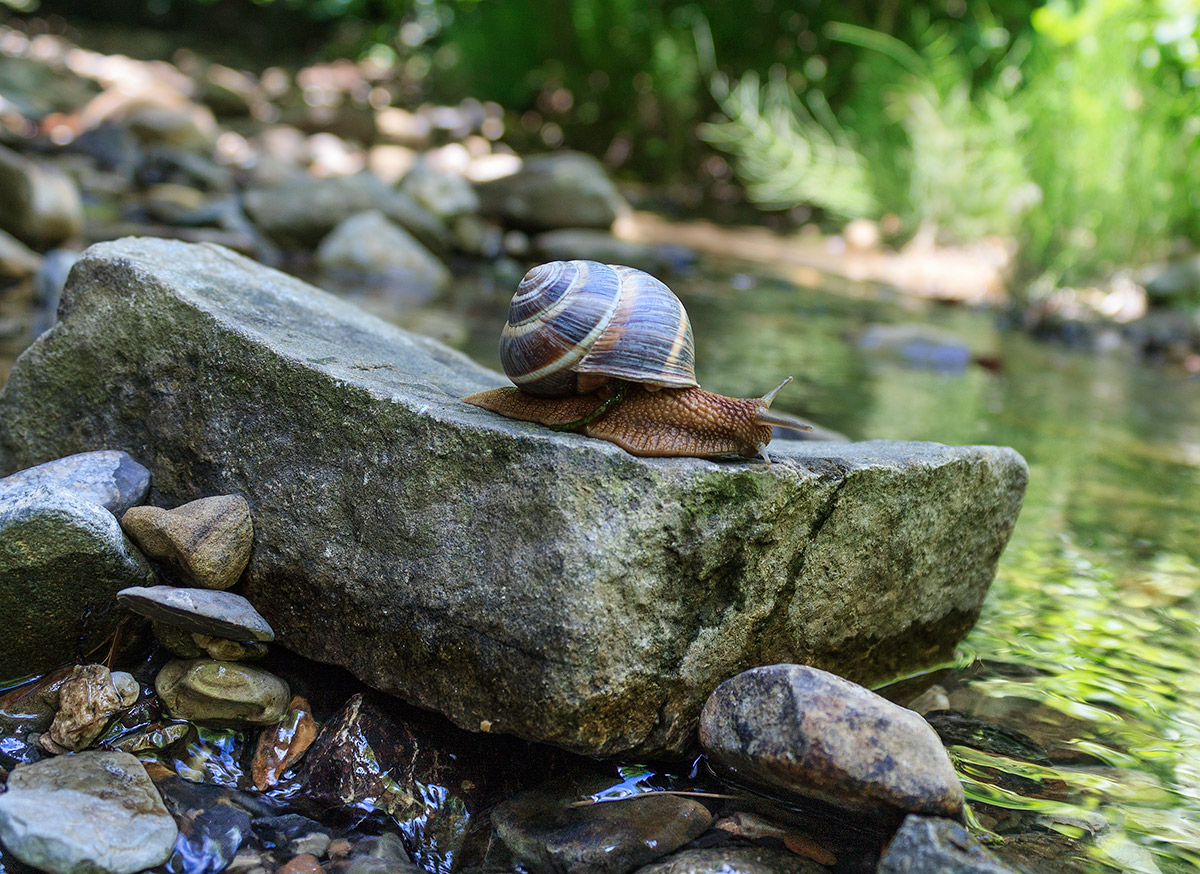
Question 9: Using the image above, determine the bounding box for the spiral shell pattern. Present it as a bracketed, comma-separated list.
[500, 260, 698, 397]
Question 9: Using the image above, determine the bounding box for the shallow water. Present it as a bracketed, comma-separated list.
[452, 262, 1200, 872]
[2, 253, 1198, 872]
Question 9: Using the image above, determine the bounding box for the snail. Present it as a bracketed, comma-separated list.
[463, 260, 813, 460]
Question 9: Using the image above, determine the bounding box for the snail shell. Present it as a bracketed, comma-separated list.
[500, 260, 699, 398]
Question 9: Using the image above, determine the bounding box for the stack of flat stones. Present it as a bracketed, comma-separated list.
[116, 495, 291, 725]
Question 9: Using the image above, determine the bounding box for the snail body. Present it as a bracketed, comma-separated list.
[464, 260, 812, 460]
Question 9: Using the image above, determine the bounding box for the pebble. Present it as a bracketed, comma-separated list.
[699, 664, 965, 818]
[0, 487, 156, 683]
[315, 209, 450, 293]
[252, 695, 318, 789]
[251, 813, 334, 848]
[878, 814, 1017, 873]
[0, 228, 41, 280]
[475, 151, 626, 231]
[194, 634, 269, 661]
[0, 143, 83, 248]
[277, 853, 323, 874]
[163, 802, 253, 874]
[0, 450, 150, 519]
[341, 833, 419, 874]
[0, 750, 177, 874]
[44, 664, 134, 752]
[118, 585, 274, 641]
[289, 832, 332, 858]
[108, 722, 191, 754]
[155, 658, 290, 724]
[120, 494, 254, 590]
[492, 775, 713, 874]
[399, 157, 480, 219]
[633, 846, 826, 874]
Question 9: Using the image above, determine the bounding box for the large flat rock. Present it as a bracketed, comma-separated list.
[0, 239, 1027, 756]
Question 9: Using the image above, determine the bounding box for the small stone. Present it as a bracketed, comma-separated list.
[475, 151, 626, 231]
[152, 620, 205, 657]
[492, 776, 713, 874]
[0, 144, 83, 248]
[109, 671, 140, 707]
[251, 814, 333, 848]
[277, 853, 322, 874]
[120, 495, 253, 590]
[46, 664, 129, 752]
[634, 846, 826, 874]
[0, 228, 41, 280]
[327, 839, 352, 858]
[0, 488, 155, 684]
[252, 695, 318, 789]
[289, 832, 332, 858]
[315, 210, 449, 293]
[906, 684, 950, 715]
[342, 833, 418, 874]
[193, 634, 269, 661]
[0, 451, 150, 518]
[118, 585, 273, 641]
[155, 658, 290, 725]
[398, 158, 479, 220]
[878, 814, 1017, 873]
[108, 722, 191, 754]
[0, 750, 177, 874]
[162, 803, 252, 874]
[699, 664, 965, 818]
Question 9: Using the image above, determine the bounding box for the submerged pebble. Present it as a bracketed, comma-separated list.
[878, 814, 1017, 873]
[252, 695, 318, 789]
[120, 494, 253, 590]
[491, 775, 713, 874]
[699, 664, 964, 819]
[155, 658, 289, 725]
[0, 750, 177, 874]
[633, 846, 826, 874]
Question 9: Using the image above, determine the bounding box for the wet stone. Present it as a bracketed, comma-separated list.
[699, 664, 965, 819]
[0, 450, 150, 516]
[45, 664, 131, 752]
[155, 658, 290, 725]
[277, 854, 322, 874]
[633, 846, 827, 874]
[119, 585, 273, 641]
[878, 815, 1017, 874]
[341, 833, 419, 874]
[289, 833, 332, 858]
[252, 814, 334, 849]
[0, 487, 156, 684]
[492, 775, 713, 874]
[108, 721, 191, 754]
[120, 495, 253, 590]
[164, 803, 253, 874]
[0, 750, 177, 874]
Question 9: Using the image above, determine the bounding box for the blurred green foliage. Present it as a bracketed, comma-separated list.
[21, 0, 1200, 291]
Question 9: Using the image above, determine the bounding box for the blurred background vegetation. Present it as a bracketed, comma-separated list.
[12, 0, 1200, 296]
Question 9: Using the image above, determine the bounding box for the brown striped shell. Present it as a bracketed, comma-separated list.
[500, 260, 698, 398]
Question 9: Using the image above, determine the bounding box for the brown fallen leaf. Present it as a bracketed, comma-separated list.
[252, 695, 317, 789]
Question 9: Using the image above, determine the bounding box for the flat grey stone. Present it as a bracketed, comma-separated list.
[0, 450, 150, 516]
[0, 750, 177, 874]
[476, 151, 625, 231]
[700, 664, 965, 818]
[118, 585, 273, 641]
[0, 238, 1027, 756]
[0, 486, 155, 684]
[878, 815, 1017, 873]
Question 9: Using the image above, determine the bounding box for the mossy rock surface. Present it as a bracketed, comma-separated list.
[0, 238, 1028, 756]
